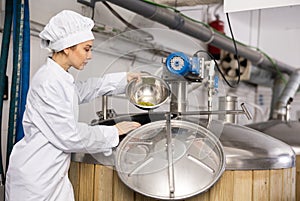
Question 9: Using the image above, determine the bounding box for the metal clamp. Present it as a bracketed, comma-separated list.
[203, 26, 215, 45]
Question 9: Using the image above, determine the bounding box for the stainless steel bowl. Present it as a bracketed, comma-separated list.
[126, 75, 170, 110]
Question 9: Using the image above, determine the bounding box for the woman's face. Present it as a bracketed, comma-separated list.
[67, 40, 93, 70]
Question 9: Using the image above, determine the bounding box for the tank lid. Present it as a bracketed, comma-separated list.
[115, 120, 225, 200]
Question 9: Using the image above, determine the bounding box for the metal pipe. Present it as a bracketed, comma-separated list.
[273, 69, 300, 119]
[218, 96, 238, 123]
[178, 109, 250, 116]
[103, 0, 296, 75]
[269, 74, 288, 119]
[170, 81, 187, 113]
[102, 96, 108, 120]
[207, 60, 215, 127]
[112, 109, 252, 118]
[165, 113, 175, 198]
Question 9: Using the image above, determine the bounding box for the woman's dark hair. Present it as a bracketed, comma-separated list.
[53, 44, 77, 54]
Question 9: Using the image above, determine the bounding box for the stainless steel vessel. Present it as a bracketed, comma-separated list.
[72, 113, 295, 170]
[247, 120, 300, 155]
[185, 116, 295, 170]
[71, 113, 296, 200]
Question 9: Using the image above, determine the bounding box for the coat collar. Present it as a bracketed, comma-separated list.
[47, 57, 74, 83]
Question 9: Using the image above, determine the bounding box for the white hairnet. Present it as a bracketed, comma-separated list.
[39, 10, 95, 52]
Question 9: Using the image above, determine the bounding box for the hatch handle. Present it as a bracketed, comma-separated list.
[166, 113, 175, 198]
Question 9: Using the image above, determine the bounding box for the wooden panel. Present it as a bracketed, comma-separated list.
[296, 155, 300, 201]
[269, 169, 283, 201]
[69, 162, 80, 201]
[209, 171, 234, 201]
[135, 192, 160, 201]
[78, 163, 95, 201]
[282, 167, 295, 201]
[233, 170, 252, 201]
[292, 167, 296, 201]
[94, 165, 114, 201]
[253, 170, 269, 201]
[113, 170, 135, 201]
[69, 163, 296, 201]
[185, 191, 209, 201]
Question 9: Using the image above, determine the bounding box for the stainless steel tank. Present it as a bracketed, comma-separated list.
[185, 116, 295, 169]
[73, 113, 295, 170]
[70, 113, 296, 200]
[247, 120, 300, 155]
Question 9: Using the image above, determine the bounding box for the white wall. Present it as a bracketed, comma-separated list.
[224, 0, 300, 12]
[224, 6, 300, 67]
[221, 5, 300, 120]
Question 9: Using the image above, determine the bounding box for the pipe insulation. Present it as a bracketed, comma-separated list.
[103, 0, 296, 75]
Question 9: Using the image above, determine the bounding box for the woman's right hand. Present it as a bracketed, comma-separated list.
[115, 121, 141, 135]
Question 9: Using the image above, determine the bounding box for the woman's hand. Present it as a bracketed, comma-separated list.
[115, 121, 141, 135]
[127, 72, 142, 83]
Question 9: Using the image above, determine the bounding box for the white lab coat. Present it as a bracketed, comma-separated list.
[5, 58, 127, 201]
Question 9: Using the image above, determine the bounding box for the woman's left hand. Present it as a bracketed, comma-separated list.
[127, 72, 142, 82]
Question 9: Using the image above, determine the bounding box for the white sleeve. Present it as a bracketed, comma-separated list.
[30, 79, 119, 153]
[75, 72, 127, 104]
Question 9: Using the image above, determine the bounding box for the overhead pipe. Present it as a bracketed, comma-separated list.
[269, 74, 288, 119]
[102, 0, 296, 75]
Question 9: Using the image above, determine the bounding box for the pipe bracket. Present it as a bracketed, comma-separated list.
[254, 52, 265, 66]
[203, 26, 215, 44]
[172, 14, 185, 30]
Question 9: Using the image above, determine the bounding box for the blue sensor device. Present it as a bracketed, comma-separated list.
[165, 52, 191, 76]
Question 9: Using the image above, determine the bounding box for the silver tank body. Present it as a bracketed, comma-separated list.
[72, 113, 295, 170]
[247, 120, 300, 155]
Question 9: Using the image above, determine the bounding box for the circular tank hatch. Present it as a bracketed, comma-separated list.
[115, 120, 225, 200]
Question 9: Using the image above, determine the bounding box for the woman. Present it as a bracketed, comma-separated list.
[5, 10, 141, 201]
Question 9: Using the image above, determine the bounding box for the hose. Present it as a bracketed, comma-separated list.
[7, 0, 23, 169]
[16, 0, 30, 142]
[0, 0, 13, 184]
